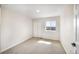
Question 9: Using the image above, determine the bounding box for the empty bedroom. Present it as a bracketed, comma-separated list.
[0, 4, 75, 54]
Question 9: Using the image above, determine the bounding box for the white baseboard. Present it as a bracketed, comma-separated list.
[60, 40, 67, 54]
[0, 35, 32, 53]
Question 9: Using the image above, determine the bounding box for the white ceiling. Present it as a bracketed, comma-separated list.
[2, 4, 72, 19]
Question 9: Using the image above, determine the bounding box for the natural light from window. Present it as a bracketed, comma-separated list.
[45, 20, 56, 30]
[46, 21, 56, 27]
[38, 40, 52, 45]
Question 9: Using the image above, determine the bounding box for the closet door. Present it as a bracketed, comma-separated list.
[76, 4, 79, 54]
[0, 6, 1, 52]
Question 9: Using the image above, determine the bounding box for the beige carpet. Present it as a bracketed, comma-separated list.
[2, 37, 66, 54]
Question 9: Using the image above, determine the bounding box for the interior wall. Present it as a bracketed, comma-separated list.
[60, 5, 75, 54]
[0, 5, 32, 52]
[33, 16, 60, 40]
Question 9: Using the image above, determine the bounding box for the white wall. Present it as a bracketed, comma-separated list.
[60, 5, 75, 54]
[33, 16, 60, 40]
[0, 5, 32, 52]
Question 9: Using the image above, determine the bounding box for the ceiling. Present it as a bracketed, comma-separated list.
[2, 4, 72, 19]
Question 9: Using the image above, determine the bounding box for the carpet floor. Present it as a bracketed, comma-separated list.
[2, 37, 66, 54]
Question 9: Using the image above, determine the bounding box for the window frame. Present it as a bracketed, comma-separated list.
[45, 20, 56, 31]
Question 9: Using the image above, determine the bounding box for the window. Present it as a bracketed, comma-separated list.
[45, 20, 56, 31]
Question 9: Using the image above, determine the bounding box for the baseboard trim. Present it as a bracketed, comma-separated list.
[59, 40, 67, 54]
[0, 35, 32, 53]
[33, 36, 59, 40]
